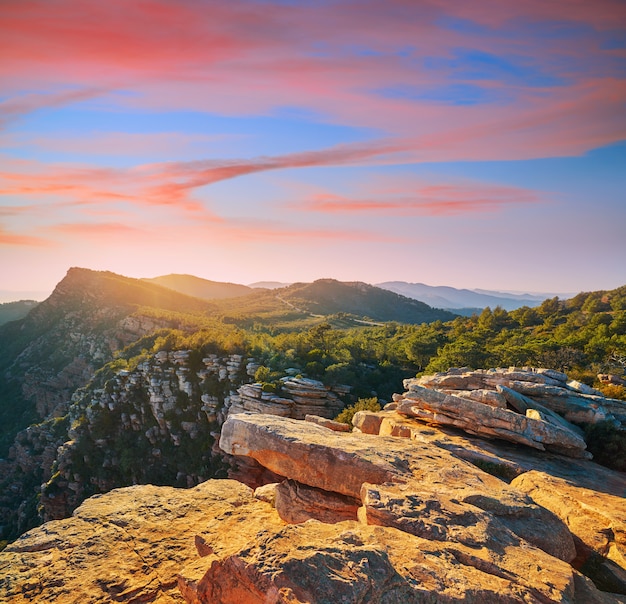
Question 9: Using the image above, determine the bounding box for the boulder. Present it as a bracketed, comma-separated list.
[220, 413, 401, 498]
[512, 470, 626, 594]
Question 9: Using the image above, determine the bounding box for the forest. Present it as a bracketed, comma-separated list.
[112, 284, 626, 402]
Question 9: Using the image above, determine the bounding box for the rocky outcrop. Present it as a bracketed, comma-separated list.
[0, 269, 221, 542]
[220, 413, 576, 561]
[394, 367, 626, 459]
[353, 407, 626, 596]
[227, 377, 346, 420]
[2, 411, 625, 602]
[217, 413, 626, 601]
[0, 480, 283, 603]
[512, 471, 626, 594]
[396, 381, 590, 457]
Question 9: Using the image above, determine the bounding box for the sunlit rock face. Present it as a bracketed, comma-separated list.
[2, 371, 625, 602]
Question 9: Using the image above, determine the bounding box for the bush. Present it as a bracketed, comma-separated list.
[596, 383, 626, 401]
[334, 397, 381, 425]
[584, 421, 626, 472]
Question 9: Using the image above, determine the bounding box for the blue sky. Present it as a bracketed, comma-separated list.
[1, 0, 624, 299]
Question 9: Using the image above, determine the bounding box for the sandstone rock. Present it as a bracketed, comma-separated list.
[506, 381, 611, 424]
[0, 480, 283, 603]
[180, 519, 611, 604]
[220, 413, 400, 498]
[274, 479, 359, 524]
[412, 368, 624, 431]
[233, 379, 346, 422]
[3, 414, 624, 603]
[220, 413, 576, 562]
[351, 408, 626, 595]
[567, 379, 605, 396]
[441, 388, 508, 408]
[254, 482, 279, 505]
[512, 470, 626, 594]
[352, 409, 386, 434]
[497, 384, 585, 437]
[397, 382, 590, 457]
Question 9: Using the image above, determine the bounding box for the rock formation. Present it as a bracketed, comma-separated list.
[28, 352, 349, 528]
[4, 410, 625, 602]
[2, 404, 626, 602]
[393, 367, 626, 458]
[2, 365, 626, 602]
[227, 377, 346, 420]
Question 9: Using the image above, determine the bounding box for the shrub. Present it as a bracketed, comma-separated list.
[335, 397, 381, 425]
[584, 421, 626, 472]
[597, 383, 626, 401]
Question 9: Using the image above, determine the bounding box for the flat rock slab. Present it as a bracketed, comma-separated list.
[220, 412, 404, 498]
[220, 413, 575, 562]
[0, 480, 283, 603]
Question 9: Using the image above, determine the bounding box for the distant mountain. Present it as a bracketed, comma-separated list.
[248, 281, 292, 289]
[0, 268, 215, 450]
[0, 300, 39, 326]
[0, 290, 49, 304]
[277, 279, 457, 324]
[377, 282, 557, 312]
[144, 274, 252, 300]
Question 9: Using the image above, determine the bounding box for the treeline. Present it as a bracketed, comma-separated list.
[113, 285, 626, 401]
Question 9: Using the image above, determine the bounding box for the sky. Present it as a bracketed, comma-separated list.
[1, 0, 625, 301]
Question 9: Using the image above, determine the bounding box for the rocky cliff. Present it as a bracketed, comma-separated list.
[37, 349, 349, 524]
[2, 383, 625, 602]
[0, 268, 230, 540]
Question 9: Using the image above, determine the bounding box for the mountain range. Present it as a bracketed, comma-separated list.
[376, 281, 568, 312]
[0, 276, 572, 316]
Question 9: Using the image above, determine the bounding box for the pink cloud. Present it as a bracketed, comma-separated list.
[290, 179, 541, 216]
[17, 131, 230, 157]
[49, 222, 145, 238]
[0, 0, 622, 162]
[0, 226, 51, 247]
[0, 88, 108, 128]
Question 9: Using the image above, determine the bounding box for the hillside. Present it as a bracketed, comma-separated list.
[236, 279, 456, 324]
[210, 279, 456, 330]
[378, 281, 557, 311]
[143, 274, 253, 300]
[0, 267, 217, 448]
[0, 300, 39, 326]
[282, 279, 457, 323]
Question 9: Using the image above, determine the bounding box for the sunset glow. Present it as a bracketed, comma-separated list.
[1, 0, 625, 298]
